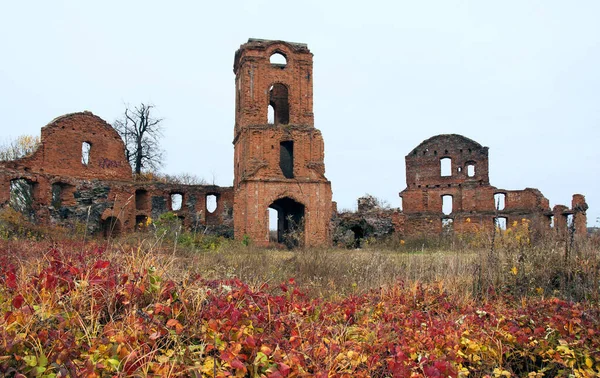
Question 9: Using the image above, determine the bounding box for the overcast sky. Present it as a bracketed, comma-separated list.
[1, 1, 598, 226]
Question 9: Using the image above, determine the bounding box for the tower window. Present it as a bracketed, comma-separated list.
[280, 141, 294, 178]
[268, 104, 275, 124]
[269, 84, 289, 125]
[270, 52, 287, 66]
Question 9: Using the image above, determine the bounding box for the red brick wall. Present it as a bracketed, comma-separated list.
[2, 112, 132, 181]
[233, 39, 332, 246]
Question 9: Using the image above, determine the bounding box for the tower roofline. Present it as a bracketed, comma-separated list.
[233, 38, 312, 73]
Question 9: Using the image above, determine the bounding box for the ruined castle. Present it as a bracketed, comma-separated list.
[0, 39, 588, 246]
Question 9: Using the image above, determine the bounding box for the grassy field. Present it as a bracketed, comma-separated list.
[0, 214, 599, 377]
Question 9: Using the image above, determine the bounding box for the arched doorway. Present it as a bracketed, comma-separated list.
[268, 197, 305, 248]
[102, 216, 122, 238]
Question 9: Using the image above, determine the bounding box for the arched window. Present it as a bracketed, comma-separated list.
[269, 84, 289, 125]
[267, 104, 275, 124]
[270, 52, 287, 66]
[206, 194, 218, 213]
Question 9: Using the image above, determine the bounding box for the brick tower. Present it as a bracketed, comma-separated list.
[232, 39, 332, 246]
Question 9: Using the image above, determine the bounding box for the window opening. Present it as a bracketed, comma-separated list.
[136, 189, 149, 211]
[82, 142, 91, 165]
[567, 214, 574, 228]
[398, 196, 403, 212]
[494, 193, 506, 211]
[171, 193, 183, 211]
[51, 182, 74, 208]
[10, 178, 34, 215]
[467, 163, 475, 177]
[206, 194, 217, 213]
[270, 52, 287, 66]
[442, 195, 453, 215]
[440, 158, 451, 176]
[269, 83, 289, 125]
[549, 215, 554, 228]
[494, 217, 507, 231]
[280, 141, 294, 178]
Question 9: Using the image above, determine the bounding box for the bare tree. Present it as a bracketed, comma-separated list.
[113, 103, 165, 174]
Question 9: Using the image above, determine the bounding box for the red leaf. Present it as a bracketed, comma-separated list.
[166, 318, 184, 334]
[231, 359, 246, 370]
[278, 363, 291, 375]
[12, 294, 24, 309]
[6, 271, 17, 289]
[93, 260, 110, 269]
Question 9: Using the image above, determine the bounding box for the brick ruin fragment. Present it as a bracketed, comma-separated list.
[0, 40, 589, 246]
[232, 39, 332, 247]
[333, 134, 588, 245]
[0, 112, 234, 237]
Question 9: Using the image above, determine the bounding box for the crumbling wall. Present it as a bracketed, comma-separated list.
[0, 112, 235, 238]
[397, 134, 588, 238]
[0, 112, 131, 181]
[233, 39, 332, 247]
[333, 195, 401, 248]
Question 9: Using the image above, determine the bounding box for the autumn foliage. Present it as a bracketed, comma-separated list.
[0, 239, 599, 377]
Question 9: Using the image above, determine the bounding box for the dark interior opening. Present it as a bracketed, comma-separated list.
[350, 226, 365, 249]
[136, 215, 148, 231]
[268, 197, 305, 248]
[280, 141, 294, 178]
[102, 216, 121, 238]
[269, 83, 289, 125]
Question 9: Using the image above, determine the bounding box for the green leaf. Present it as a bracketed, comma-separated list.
[24, 355, 37, 367]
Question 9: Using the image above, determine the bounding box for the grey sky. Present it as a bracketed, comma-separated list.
[1, 1, 598, 226]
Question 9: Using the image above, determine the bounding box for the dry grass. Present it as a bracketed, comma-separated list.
[101, 225, 599, 303]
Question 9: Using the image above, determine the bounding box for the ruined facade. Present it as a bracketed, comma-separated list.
[0, 40, 589, 246]
[398, 134, 587, 237]
[232, 39, 332, 246]
[0, 112, 234, 237]
[332, 134, 588, 246]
